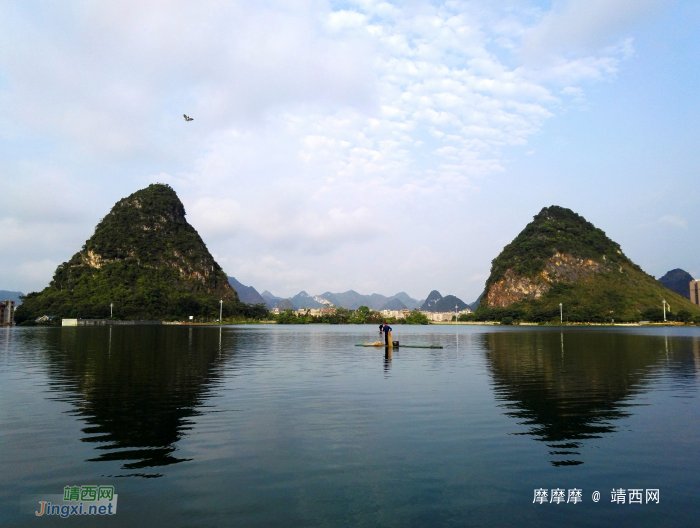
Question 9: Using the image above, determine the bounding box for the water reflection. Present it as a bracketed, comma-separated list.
[482, 330, 700, 466]
[32, 326, 235, 477]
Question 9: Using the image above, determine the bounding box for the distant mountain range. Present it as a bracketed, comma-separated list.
[314, 290, 421, 310]
[261, 290, 283, 309]
[467, 294, 482, 311]
[380, 298, 407, 310]
[0, 290, 24, 305]
[658, 269, 694, 300]
[231, 278, 478, 312]
[419, 290, 468, 312]
[227, 277, 267, 305]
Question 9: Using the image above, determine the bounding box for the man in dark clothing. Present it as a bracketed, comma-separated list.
[382, 323, 392, 346]
[379, 324, 384, 333]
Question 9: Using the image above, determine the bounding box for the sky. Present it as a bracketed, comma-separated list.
[1, 0, 698, 303]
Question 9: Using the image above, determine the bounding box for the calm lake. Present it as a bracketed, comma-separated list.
[1, 325, 699, 527]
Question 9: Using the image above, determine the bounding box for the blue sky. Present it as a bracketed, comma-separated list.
[1, 0, 698, 302]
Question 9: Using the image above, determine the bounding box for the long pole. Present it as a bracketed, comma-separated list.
[110, 303, 113, 318]
[559, 303, 562, 324]
[219, 300, 223, 323]
[455, 304, 458, 324]
[663, 300, 666, 322]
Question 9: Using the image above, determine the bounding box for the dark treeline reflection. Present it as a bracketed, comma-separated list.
[33, 326, 237, 477]
[482, 330, 700, 466]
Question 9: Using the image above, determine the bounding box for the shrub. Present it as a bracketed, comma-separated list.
[676, 309, 692, 323]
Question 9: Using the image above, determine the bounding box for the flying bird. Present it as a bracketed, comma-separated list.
[183, 114, 193, 121]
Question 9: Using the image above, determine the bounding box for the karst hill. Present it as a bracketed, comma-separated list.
[16, 184, 239, 322]
[477, 206, 700, 322]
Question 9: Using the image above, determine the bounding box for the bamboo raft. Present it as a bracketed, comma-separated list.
[355, 343, 443, 349]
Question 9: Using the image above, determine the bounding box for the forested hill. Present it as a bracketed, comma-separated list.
[16, 184, 240, 322]
[658, 269, 694, 300]
[478, 206, 700, 322]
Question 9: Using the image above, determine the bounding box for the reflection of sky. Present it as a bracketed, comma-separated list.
[2, 2, 700, 301]
[1, 326, 700, 527]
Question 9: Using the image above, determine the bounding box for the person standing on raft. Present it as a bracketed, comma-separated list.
[382, 322, 393, 347]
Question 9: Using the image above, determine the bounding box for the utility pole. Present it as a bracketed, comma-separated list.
[663, 300, 668, 322]
[455, 304, 458, 324]
[110, 303, 113, 318]
[559, 303, 563, 324]
[219, 299, 223, 323]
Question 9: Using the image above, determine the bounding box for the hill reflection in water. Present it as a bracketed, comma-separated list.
[482, 329, 700, 466]
[39, 326, 234, 477]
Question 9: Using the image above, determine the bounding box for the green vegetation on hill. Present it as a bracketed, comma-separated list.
[476, 273, 700, 323]
[15, 184, 261, 323]
[485, 206, 632, 293]
[478, 206, 700, 323]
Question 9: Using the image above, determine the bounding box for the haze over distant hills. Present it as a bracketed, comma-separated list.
[380, 298, 407, 311]
[658, 269, 694, 300]
[241, 283, 435, 311]
[420, 291, 468, 312]
[260, 290, 282, 309]
[316, 291, 421, 310]
[0, 291, 24, 305]
[227, 277, 267, 305]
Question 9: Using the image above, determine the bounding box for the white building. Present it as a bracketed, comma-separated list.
[422, 312, 455, 322]
[296, 308, 336, 317]
[421, 309, 471, 322]
[380, 309, 410, 320]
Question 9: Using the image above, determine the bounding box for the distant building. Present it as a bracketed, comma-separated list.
[295, 307, 337, 317]
[691, 280, 700, 306]
[380, 309, 410, 320]
[422, 311, 456, 322]
[0, 300, 15, 325]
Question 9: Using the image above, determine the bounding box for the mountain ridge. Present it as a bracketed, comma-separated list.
[0, 290, 24, 305]
[419, 290, 468, 312]
[658, 269, 694, 300]
[259, 289, 421, 311]
[227, 277, 267, 305]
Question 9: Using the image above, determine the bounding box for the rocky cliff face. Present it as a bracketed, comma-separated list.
[486, 252, 607, 308]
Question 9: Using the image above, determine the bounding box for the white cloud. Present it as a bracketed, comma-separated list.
[659, 215, 687, 229]
[0, 0, 677, 296]
[522, 0, 666, 63]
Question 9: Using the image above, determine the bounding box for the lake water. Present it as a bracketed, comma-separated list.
[1, 324, 699, 527]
